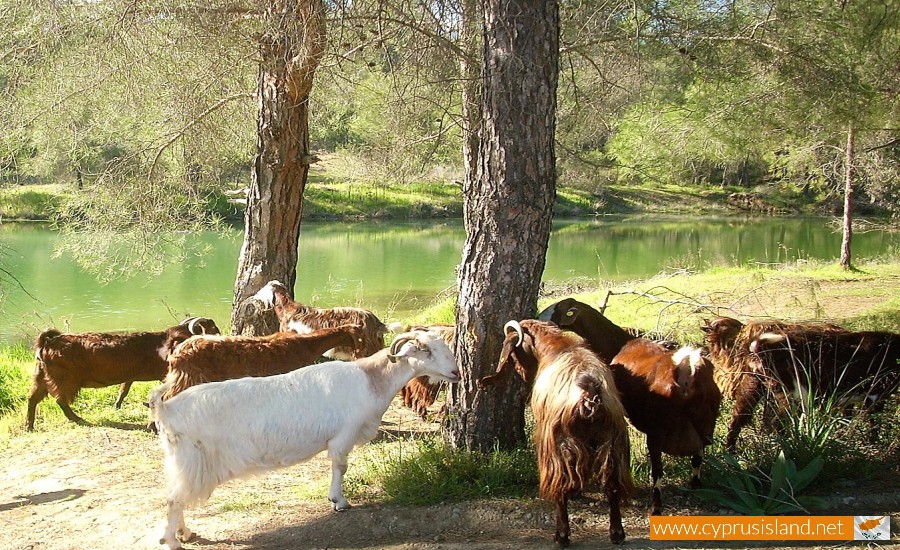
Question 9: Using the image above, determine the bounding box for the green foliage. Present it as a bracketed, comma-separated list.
[691, 452, 826, 515]
[0, 344, 31, 416]
[344, 437, 538, 505]
[774, 388, 851, 468]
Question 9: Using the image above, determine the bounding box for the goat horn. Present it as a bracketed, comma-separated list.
[390, 333, 416, 356]
[187, 317, 201, 334]
[503, 320, 523, 347]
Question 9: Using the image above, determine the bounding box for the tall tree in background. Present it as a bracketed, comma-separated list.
[446, 0, 560, 451]
[231, 0, 326, 334]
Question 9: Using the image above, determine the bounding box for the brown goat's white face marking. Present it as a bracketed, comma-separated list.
[287, 320, 313, 335]
[156, 344, 169, 361]
[251, 282, 281, 308]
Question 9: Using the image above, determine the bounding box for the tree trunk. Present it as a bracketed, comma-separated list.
[231, 1, 326, 335]
[446, 0, 560, 452]
[840, 125, 854, 269]
[459, 0, 481, 192]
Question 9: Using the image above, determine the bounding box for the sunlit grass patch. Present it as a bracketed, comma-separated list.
[342, 436, 537, 505]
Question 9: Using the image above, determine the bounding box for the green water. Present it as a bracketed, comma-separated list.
[1, 217, 896, 343]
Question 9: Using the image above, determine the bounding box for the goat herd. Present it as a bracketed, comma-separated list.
[23, 282, 900, 549]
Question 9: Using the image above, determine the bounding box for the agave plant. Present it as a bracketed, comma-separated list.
[690, 451, 826, 515]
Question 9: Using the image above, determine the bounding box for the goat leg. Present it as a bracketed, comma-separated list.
[25, 376, 49, 431]
[328, 450, 351, 511]
[553, 492, 571, 547]
[606, 484, 626, 544]
[725, 374, 764, 452]
[689, 452, 703, 489]
[56, 397, 88, 426]
[160, 498, 193, 550]
[648, 446, 664, 516]
[115, 381, 133, 409]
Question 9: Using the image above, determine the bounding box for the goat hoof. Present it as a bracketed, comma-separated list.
[553, 532, 570, 548]
[610, 527, 626, 545]
[330, 497, 351, 511]
[176, 528, 195, 542]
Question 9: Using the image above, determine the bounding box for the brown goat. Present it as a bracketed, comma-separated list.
[27, 317, 220, 431]
[398, 323, 455, 418]
[539, 298, 721, 515]
[479, 319, 632, 547]
[161, 325, 365, 400]
[251, 280, 393, 360]
[703, 316, 900, 450]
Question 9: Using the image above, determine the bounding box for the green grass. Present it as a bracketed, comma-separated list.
[343, 436, 538, 505]
[0, 184, 68, 220]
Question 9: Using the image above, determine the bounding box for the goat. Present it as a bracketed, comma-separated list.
[705, 316, 900, 450]
[478, 319, 632, 547]
[702, 316, 846, 398]
[398, 323, 455, 418]
[251, 280, 395, 360]
[27, 317, 219, 431]
[161, 325, 365, 400]
[539, 298, 721, 515]
[149, 330, 461, 550]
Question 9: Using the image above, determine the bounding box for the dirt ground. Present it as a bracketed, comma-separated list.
[1, 400, 898, 550]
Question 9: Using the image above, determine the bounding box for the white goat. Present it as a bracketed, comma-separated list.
[149, 330, 461, 550]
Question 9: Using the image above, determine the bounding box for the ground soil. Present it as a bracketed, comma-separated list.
[2, 401, 898, 550]
[2, 274, 898, 550]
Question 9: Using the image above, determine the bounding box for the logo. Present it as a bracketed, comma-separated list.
[854, 516, 890, 541]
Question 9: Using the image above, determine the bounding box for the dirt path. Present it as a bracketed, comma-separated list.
[2, 409, 898, 550]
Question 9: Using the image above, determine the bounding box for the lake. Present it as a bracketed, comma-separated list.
[1, 216, 896, 343]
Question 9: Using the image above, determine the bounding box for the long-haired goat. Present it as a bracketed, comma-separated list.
[251, 280, 395, 360]
[539, 298, 721, 515]
[704, 316, 900, 450]
[478, 319, 632, 547]
[161, 325, 365, 400]
[149, 330, 460, 550]
[27, 317, 219, 431]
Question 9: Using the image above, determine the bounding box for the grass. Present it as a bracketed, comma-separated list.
[343, 436, 538, 505]
[0, 184, 68, 220]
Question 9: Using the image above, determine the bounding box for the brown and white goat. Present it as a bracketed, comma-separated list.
[251, 280, 395, 360]
[161, 324, 366, 400]
[27, 317, 219, 431]
[704, 316, 900, 450]
[539, 298, 721, 515]
[478, 319, 632, 547]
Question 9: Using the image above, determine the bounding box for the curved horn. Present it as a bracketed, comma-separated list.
[180, 316, 198, 327]
[390, 332, 416, 356]
[504, 320, 523, 347]
[187, 317, 201, 335]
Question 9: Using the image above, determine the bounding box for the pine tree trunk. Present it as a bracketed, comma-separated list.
[231, 1, 326, 335]
[840, 125, 855, 269]
[446, 0, 560, 452]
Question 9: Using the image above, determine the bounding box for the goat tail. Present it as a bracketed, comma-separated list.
[34, 329, 62, 360]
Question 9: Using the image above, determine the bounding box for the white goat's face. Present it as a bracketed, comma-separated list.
[393, 332, 461, 384]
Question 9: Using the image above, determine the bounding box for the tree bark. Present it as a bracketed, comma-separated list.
[446, 0, 560, 452]
[231, 0, 326, 335]
[840, 125, 854, 269]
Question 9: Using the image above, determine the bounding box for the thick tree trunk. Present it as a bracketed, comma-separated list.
[840, 125, 854, 269]
[459, 0, 481, 191]
[231, 1, 326, 335]
[446, 0, 560, 452]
